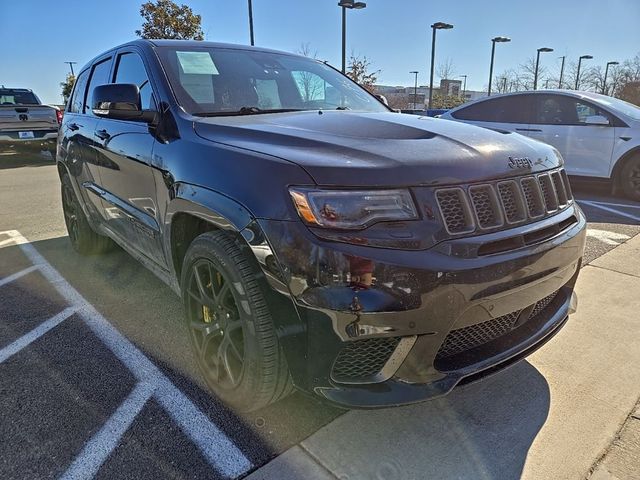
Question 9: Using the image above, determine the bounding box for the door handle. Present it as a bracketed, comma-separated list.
[68, 123, 80, 131]
[94, 129, 111, 140]
[515, 128, 542, 132]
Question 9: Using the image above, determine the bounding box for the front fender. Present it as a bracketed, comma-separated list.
[164, 186, 308, 388]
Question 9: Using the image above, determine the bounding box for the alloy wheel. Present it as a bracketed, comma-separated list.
[62, 183, 79, 245]
[628, 162, 640, 195]
[185, 258, 245, 389]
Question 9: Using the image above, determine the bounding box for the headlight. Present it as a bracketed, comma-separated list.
[289, 188, 418, 230]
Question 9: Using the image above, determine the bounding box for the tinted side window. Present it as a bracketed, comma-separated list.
[113, 52, 154, 109]
[453, 96, 533, 123]
[533, 95, 612, 125]
[68, 69, 90, 113]
[85, 59, 113, 115]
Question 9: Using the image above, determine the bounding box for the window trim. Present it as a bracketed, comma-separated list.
[531, 93, 624, 127]
[451, 94, 535, 124]
[112, 47, 159, 113]
[84, 56, 114, 115]
[67, 68, 90, 114]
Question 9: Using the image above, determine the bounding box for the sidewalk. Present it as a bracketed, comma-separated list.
[247, 234, 640, 480]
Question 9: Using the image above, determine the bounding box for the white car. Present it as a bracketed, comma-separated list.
[441, 90, 640, 200]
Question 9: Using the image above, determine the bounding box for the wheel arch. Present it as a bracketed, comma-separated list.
[165, 183, 253, 281]
[611, 146, 640, 184]
[166, 185, 307, 387]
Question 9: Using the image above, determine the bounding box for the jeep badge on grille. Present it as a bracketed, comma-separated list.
[508, 156, 533, 169]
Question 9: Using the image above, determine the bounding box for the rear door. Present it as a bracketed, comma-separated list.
[527, 94, 616, 177]
[61, 59, 113, 218]
[91, 48, 166, 266]
[449, 95, 536, 135]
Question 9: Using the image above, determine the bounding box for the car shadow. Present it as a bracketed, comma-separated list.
[0, 236, 343, 475]
[301, 359, 550, 479]
[0, 151, 55, 169]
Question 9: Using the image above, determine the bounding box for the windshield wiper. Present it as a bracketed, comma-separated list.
[335, 106, 351, 110]
[194, 107, 305, 117]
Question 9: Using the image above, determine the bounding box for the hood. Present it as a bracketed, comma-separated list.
[194, 111, 561, 187]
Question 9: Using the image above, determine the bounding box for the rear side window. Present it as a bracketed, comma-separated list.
[533, 94, 612, 125]
[452, 95, 534, 124]
[68, 69, 90, 113]
[113, 52, 154, 110]
[85, 59, 113, 115]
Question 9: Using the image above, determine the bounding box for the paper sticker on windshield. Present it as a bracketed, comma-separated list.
[176, 51, 219, 75]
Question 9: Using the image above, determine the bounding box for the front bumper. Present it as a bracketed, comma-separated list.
[249, 203, 586, 408]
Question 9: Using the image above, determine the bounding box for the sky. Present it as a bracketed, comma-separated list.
[2, 0, 640, 104]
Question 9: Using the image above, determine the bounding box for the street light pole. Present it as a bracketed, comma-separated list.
[558, 56, 566, 88]
[534, 47, 553, 90]
[603, 61, 619, 95]
[575, 55, 593, 90]
[341, 5, 346, 72]
[247, 0, 254, 46]
[338, 1, 366, 74]
[409, 71, 419, 109]
[428, 22, 453, 109]
[459, 74, 467, 98]
[488, 36, 510, 96]
[64, 61, 77, 76]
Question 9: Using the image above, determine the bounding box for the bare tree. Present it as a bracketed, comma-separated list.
[295, 43, 324, 101]
[437, 58, 456, 81]
[495, 68, 519, 93]
[297, 42, 318, 59]
[347, 53, 380, 93]
[613, 53, 640, 102]
[582, 66, 605, 93]
[516, 56, 544, 91]
[384, 93, 410, 110]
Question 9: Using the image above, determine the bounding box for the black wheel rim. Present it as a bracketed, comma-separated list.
[186, 259, 245, 389]
[62, 183, 80, 245]
[628, 163, 640, 194]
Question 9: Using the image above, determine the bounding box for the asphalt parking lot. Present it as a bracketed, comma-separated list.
[1, 153, 639, 479]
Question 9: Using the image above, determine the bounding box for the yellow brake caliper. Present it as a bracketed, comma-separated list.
[202, 305, 214, 323]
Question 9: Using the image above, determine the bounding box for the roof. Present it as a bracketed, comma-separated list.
[446, 89, 616, 113]
[78, 38, 306, 75]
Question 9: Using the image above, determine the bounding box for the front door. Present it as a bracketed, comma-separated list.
[93, 49, 166, 266]
[527, 94, 616, 178]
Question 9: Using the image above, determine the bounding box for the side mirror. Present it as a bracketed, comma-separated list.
[375, 94, 389, 106]
[92, 84, 156, 123]
[584, 114, 610, 126]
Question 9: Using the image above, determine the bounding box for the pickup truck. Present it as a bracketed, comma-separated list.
[0, 87, 61, 158]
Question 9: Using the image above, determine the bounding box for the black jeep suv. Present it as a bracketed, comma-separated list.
[58, 40, 586, 411]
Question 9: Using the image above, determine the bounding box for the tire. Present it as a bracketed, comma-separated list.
[180, 230, 293, 412]
[619, 155, 640, 201]
[60, 173, 115, 255]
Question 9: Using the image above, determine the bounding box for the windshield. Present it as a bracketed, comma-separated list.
[583, 92, 640, 121]
[0, 89, 39, 105]
[156, 46, 388, 116]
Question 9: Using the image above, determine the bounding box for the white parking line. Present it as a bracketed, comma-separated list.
[0, 265, 38, 287]
[0, 230, 253, 479]
[0, 306, 76, 363]
[578, 199, 640, 223]
[583, 199, 640, 210]
[60, 381, 157, 480]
